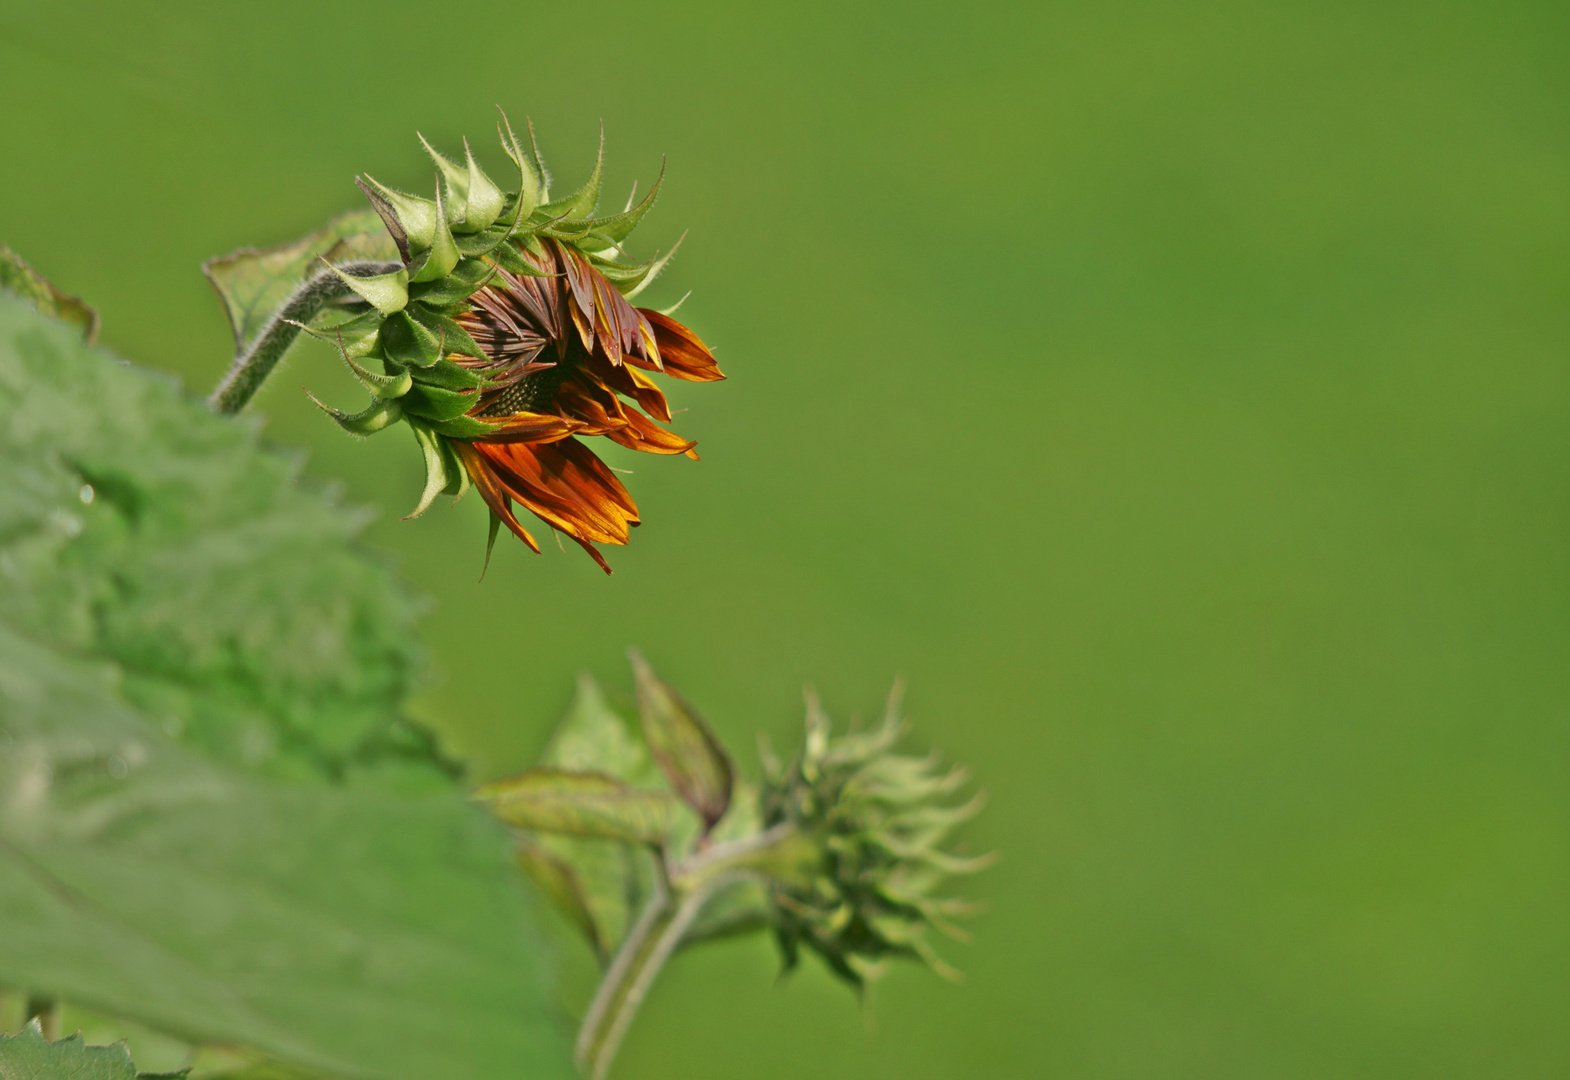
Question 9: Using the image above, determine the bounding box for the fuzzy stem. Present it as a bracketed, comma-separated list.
[575, 823, 812, 1080]
[207, 260, 400, 415]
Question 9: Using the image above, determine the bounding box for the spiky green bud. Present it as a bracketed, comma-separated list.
[760, 687, 994, 987]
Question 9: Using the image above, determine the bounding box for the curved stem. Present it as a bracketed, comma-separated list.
[207, 260, 400, 415]
[575, 824, 812, 1080]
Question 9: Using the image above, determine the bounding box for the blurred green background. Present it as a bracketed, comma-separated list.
[3, 1, 1568, 1076]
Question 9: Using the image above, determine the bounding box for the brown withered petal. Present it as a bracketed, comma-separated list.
[447, 235, 722, 573]
[639, 310, 724, 382]
[601, 407, 698, 457]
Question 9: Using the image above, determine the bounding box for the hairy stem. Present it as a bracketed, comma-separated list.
[575, 823, 811, 1080]
[207, 260, 400, 415]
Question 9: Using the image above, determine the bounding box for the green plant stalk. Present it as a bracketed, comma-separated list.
[575, 823, 817, 1080]
[208, 260, 400, 414]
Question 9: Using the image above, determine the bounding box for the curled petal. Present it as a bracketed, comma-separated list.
[453, 440, 541, 553]
[477, 410, 586, 444]
[639, 309, 724, 381]
[601, 405, 698, 457]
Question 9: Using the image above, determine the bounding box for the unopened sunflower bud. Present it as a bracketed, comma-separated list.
[760, 686, 993, 988]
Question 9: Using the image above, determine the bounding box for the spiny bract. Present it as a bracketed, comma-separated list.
[760, 687, 994, 988]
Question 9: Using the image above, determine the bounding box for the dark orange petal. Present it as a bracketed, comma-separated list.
[555, 376, 630, 433]
[553, 240, 600, 354]
[639, 309, 724, 382]
[475, 410, 586, 444]
[583, 352, 672, 422]
[601, 405, 698, 456]
[475, 438, 639, 545]
[453, 440, 541, 553]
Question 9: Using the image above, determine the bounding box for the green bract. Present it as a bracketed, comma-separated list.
[760, 688, 995, 987]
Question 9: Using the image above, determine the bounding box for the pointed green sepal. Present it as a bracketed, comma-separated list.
[419, 133, 471, 214]
[344, 351, 412, 399]
[482, 508, 504, 578]
[527, 117, 551, 202]
[405, 420, 463, 518]
[284, 310, 387, 361]
[429, 414, 502, 439]
[409, 356, 486, 391]
[305, 390, 404, 435]
[358, 175, 439, 252]
[491, 242, 553, 278]
[408, 308, 487, 361]
[410, 180, 461, 283]
[407, 257, 500, 306]
[621, 231, 686, 301]
[456, 138, 506, 233]
[577, 160, 663, 245]
[379, 310, 444, 367]
[656, 290, 691, 317]
[321, 260, 408, 315]
[537, 124, 603, 222]
[497, 109, 541, 223]
[402, 383, 480, 422]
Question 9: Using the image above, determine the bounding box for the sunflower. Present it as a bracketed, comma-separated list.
[299, 115, 722, 574]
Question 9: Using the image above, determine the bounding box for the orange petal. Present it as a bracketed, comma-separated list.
[601, 405, 698, 456]
[583, 353, 672, 422]
[556, 376, 631, 434]
[475, 438, 639, 545]
[475, 410, 586, 444]
[639, 309, 724, 382]
[453, 441, 541, 553]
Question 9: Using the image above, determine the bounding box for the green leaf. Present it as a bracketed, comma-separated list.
[0, 245, 99, 343]
[0, 295, 430, 777]
[203, 210, 397, 355]
[629, 650, 735, 832]
[0, 617, 573, 1080]
[475, 767, 676, 844]
[512, 676, 666, 962]
[0, 1021, 140, 1080]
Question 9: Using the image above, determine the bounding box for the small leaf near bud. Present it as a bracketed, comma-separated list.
[474, 767, 676, 845]
[404, 420, 464, 518]
[628, 650, 734, 834]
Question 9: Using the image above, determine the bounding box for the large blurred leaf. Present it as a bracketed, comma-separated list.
[0, 1021, 138, 1080]
[203, 209, 396, 356]
[0, 617, 573, 1080]
[0, 296, 572, 1078]
[0, 292, 431, 781]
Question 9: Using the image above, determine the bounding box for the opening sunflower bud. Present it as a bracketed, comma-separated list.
[208, 114, 724, 575]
